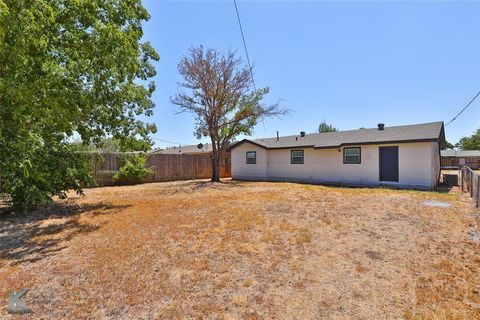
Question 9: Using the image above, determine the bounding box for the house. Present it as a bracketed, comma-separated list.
[441, 150, 480, 169]
[228, 121, 446, 190]
[150, 143, 211, 155]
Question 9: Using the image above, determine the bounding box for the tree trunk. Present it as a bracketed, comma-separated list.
[211, 153, 220, 182]
[210, 138, 221, 182]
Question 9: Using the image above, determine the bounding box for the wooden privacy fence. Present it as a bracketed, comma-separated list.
[89, 151, 231, 186]
[442, 157, 480, 170]
[460, 166, 480, 208]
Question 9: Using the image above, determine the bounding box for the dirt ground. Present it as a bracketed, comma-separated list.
[0, 180, 479, 319]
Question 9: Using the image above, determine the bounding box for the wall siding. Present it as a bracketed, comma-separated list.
[232, 141, 438, 189]
[231, 143, 268, 179]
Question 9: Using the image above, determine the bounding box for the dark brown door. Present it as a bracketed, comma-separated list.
[379, 146, 399, 182]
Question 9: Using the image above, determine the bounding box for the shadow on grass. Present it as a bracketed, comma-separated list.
[157, 178, 247, 196]
[435, 184, 455, 194]
[0, 202, 131, 266]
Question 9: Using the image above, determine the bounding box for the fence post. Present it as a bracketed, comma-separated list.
[461, 168, 464, 192]
[471, 170, 474, 197]
[477, 177, 480, 208]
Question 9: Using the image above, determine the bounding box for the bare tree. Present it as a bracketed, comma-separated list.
[172, 47, 287, 181]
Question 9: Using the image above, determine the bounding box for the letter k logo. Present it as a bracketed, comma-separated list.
[8, 288, 33, 314]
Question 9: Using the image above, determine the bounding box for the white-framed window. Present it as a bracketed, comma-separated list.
[343, 147, 361, 164]
[291, 150, 304, 164]
[246, 151, 256, 164]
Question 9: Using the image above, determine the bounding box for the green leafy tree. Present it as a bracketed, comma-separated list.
[445, 141, 455, 149]
[318, 120, 338, 133]
[1, 141, 95, 211]
[456, 128, 480, 150]
[171, 47, 287, 181]
[96, 137, 152, 152]
[0, 0, 159, 212]
[97, 138, 122, 153]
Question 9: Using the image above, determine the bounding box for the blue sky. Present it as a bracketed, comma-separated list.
[141, 0, 480, 149]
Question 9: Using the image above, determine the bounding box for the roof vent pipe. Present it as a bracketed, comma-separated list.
[377, 123, 385, 131]
[300, 131, 306, 137]
[276, 131, 279, 142]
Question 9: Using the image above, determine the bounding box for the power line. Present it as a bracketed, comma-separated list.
[151, 137, 189, 146]
[233, 0, 256, 91]
[233, 0, 266, 137]
[445, 90, 480, 126]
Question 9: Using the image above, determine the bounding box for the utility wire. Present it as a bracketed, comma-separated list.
[233, 0, 268, 137]
[233, 0, 256, 91]
[151, 137, 189, 146]
[445, 90, 480, 126]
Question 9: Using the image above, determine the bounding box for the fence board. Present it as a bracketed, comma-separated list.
[442, 157, 480, 169]
[460, 166, 480, 208]
[89, 151, 231, 186]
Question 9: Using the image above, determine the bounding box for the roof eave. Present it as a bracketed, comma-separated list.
[226, 139, 268, 151]
[268, 145, 316, 150]
[313, 138, 440, 149]
[227, 139, 317, 151]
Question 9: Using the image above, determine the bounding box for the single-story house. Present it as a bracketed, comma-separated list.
[228, 121, 446, 190]
[150, 143, 212, 155]
[441, 150, 480, 169]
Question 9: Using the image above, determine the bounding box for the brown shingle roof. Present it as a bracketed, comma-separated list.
[228, 121, 445, 150]
[150, 143, 211, 154]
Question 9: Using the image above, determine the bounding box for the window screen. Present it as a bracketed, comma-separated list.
[343, 147, 361, 164]
[246, 151, 256, 164]
[291, 150, 304, 164]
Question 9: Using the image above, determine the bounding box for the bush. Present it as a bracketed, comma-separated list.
[113, 154, 153, 184]
[0, 139, 95, 213]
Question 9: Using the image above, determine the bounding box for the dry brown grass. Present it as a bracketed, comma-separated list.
[0, 180, 479, 319]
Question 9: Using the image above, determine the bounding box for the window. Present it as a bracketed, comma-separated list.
[343, 147, 361, 164]
[246, 151, 256, 164]
[291, 150, 304, 164]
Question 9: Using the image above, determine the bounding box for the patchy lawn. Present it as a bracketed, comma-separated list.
[0, 180, 479, 319]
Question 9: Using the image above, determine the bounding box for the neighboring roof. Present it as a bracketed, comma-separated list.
[150, 143, 211, 154]
[441, 150, 480, 157]
[228, 121, 445, 150]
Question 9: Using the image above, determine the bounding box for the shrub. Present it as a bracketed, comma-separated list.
[0, 140, 95, 213]
[113, 154, 153, 184]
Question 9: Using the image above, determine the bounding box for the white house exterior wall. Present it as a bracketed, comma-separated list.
[231, 142, 268, 180]
[231, 141, 440, 189]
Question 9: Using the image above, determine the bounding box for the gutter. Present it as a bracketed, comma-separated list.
[313, 138, 440, 149]
[229, 138, 440, 151]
